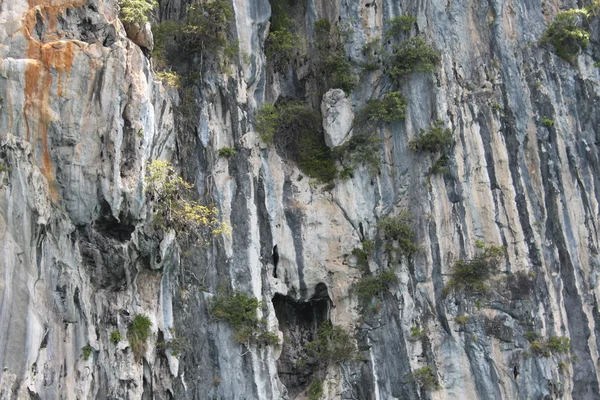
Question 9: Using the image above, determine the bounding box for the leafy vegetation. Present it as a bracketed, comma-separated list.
[407, 366, 440, 391]
[385, 15, 417, 39]
[128, 315, 152, 361]
[351, 240, 375, 270]
[145, 160, 227, 240]
[256, 103, 337, 182]
[410, 326, 427, 339]
[314, 19, 357, 93]
[445, 244, 505, 296]
[265, 0, 299, 69]
[541, 4, 598, 63]
[110, 331, 122, 344]
[333, 133, 382, 177]
[218, 147, 236, 158]
[409, 121, 453, 153]
[455, 315, 469, 325]
[81, 344, 93, 361]
[529, 336, 570, 358]
[378, 211, 420, 257]
[118, 0, 158, 24]
[305, 322, 356, 365]
[211, 291, 279, 345]
[541, 117, 555, 128]
[156, 71, 182, 88]
[308, 378, 324, 400]
[355, 91, 407, 125]
[151, 0, 235, 69]
[389, 36, 440, 80]
[353, 269, 398, 302]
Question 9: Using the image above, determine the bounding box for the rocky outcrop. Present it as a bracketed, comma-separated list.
[321, 89, 354, 148]
[1, 0, 600, 399]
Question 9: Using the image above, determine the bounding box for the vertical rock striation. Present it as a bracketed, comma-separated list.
[0, 0, 600, 399]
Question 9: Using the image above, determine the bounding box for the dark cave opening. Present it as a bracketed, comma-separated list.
[273, 283, 331, 398]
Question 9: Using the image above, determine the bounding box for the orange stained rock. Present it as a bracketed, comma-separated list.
[22, 1, 86, 203]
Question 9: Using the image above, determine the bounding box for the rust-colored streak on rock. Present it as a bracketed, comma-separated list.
[22, 1, 84, 203]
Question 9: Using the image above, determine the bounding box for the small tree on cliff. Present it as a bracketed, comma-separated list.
[118, 0, 158, 24]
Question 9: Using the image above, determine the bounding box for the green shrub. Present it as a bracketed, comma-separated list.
[305, 322, 356, 365]
[155, 71, 182, 88]
[181, 0, 234, 53]
[110, 331, 122, 344]
[525, 331, 540, 342]
[211, 291, 279, 345]
[118, 0, 158, 24]
[355, 91, 407, 125]
[541, 117, 555, 128]
[128, 315, 152, 361]
[455, 315, 469, 325]
[541, 8, 594, 63]
[333, 133, 381, 176]
[410, 326, 427, 338]
[385, 15, 417, 39]
[145, 160, 228, 239]
[314, 19, 357, 93]
[81, 344, 93, 361]
[378, 211, 420, 257]
[351, 240, 375, 269]
[218, 147, 236, 158]
[308, 379, 324, 400]
[408, 366, 440, 391]
[353, 269, 398, 302]
[255, 103, 337, 182]
[445, 244, 505, 296]
[361, 37, 383, 72]
[547, 336, 570, 353]
[389, 36, 439, 79]
[151, 21, 180, 62]
[409, 121, 453, 153]
[429, 155, 450, 176]
[265, 9, 298, 68]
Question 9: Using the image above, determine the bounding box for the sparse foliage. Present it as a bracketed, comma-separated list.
[385, 15, 417, 39]
[407, 366, 440, 391]
[118, 0, 158, 24]
[378, 211, 420, 257]
[409, 121, 453, 153]
[445, 243, 505, 296]
[389, 36, 440, 79]
[145, 160, 228, 240]
[211, 291, 279, 345]
[128, 315, 152, 361]
[353, 269, 398, 302]
[305, 322, 356, 365]
[541, 6, 597, 63]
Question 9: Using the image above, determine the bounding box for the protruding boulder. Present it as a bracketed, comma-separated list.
[124, 21, 154, 51]
[321, 89, 354, 149]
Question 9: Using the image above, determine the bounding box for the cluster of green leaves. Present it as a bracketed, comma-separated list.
[389, 37, 440, 80]
[378, 211, 420, 257]
[410, 326, 427, 339]
[305, 322, 356, 365]
[355, 92, 407, 125]
[351, 240, 375, 269]
[152, 0, 235, 69]
[541, 4, 598, 63]
[353, 269, 398, 302]
[256, 103, 337, 182]
[155, 71, 182, 88]
[407, 366, 440, 391]
[314, 19, 357, 93]
[409, 121, 453, 153]
[211, 291, 279, 345]
[528, 335, 570, 358]
[145, 160, 228, 240]
[445, 244, 505, 296]
[81, 344, 93, 361]
[385, 15, 417, 39]
[334, 134, 382, 178]
[265, 0, 299, 69]
[541, 117, 555, 128]
[118, 0, 158, 24]
[218, 147, 236, 158]
[361, 37, 383, 72]
[308, 379, 324, 400]
[110, 331, 122, 344]
[128, 315, 152, 361]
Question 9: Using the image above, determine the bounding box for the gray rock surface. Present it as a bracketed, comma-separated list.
[321, 89, 354, 148]
[0, 0, 600, 399]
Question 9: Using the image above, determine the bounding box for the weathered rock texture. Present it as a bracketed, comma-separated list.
[0, 0, 600, 399]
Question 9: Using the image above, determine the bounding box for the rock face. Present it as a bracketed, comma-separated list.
[321, 89, 354, 148]
[1, 0, 600, 399]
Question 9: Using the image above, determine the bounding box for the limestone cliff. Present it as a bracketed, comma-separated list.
[1, 0, 600, 399]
